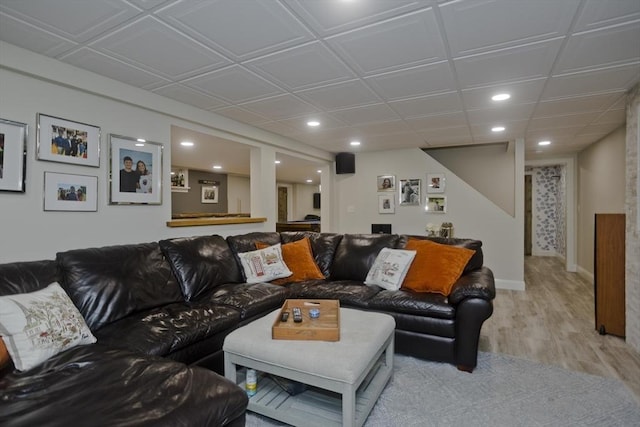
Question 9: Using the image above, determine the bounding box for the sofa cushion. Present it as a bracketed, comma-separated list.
[280, 232, 343, 278]
[256, 237, 324, 285]
[207, 282, 289, 319]
[398, 235, 483, 273]
[286, 280, 380, 308]
[401, 239, 475, 296]
[364, 248, 416, 290]
[159, 235, 243, 301]
[0, 260, 58, 297]
[237, 244, 293, 284]
[0, 282, 96, 371]
[367, 289, 456, 320]
[227, 232, 281, 281]
[56, 242, 184, 331]
[331, 234, 399, 281]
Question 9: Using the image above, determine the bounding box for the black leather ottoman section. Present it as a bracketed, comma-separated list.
[94, 303, 241, 358]
[367, 289, 455, 319]
[206, 282, 290, 319]
[369, 310, 455, 337]
[286, 280, 381, 308]
[279, 232, 343, 278]
[0, 344, 248, 427]
[0, 259, 58, 296]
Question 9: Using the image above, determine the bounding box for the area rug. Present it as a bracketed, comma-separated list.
[245, 352, 640, 427]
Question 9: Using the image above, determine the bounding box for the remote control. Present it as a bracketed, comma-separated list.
[292, 307, 303, 323]
[280, 311, 289, 322]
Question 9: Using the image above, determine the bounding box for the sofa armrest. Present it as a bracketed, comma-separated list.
[448, 266, 495, 305]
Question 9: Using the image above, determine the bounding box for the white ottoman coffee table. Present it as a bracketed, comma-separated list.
[223, 307, 395, 427]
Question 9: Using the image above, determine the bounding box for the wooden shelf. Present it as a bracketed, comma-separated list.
[166, 217, 267, 228]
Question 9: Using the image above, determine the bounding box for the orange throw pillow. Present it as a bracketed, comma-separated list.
[0, 337, 11, 369]
[401, 238, 475, 296]
[256, 237, 324, 285]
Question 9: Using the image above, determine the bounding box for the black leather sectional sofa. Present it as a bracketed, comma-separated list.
[0, 231, 495, 426]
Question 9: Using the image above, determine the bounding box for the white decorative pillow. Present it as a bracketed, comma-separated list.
[364, 248, 417, 290]
[0, 282, 96, 371]
[238, 244, 293, 284]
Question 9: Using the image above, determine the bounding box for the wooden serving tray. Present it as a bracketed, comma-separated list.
[272, 299, 340, 341]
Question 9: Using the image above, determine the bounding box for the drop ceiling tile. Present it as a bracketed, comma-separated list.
[388, 92, 463, 119]
[365, 61, 455, 101]
[526, 126, 585, 140]
[326, 9, 446, 75]
[470, 120, 528, 141]
[90, 16, 231, 79]
[466, 103, 536, 126]
[0, 13, 76, 57]
[440, 0, 579, 57]
[295, 79, 381, 110]
[356, 131, 425, 150]
[0, 0, 142, 43]
[213, 106, 270, 125]
[405, 112, 467, 131]
[283, 0, 428, 37]
[239, 94, 320, 121]
[278, 113, 346, 132]
[576, 122, 623, 136]
[153, 83, 227, 110]
[419, 126, 472, 142]
[157, 0, 314, 61]
[127, 0, 171, 10]
[353, 120, 414, 136]
[183, 65, 282, 103]
[534, 92, 621, 117]
[460, 78, 546, 110]
[544, 65, 637, 102]
[329, 103, 401, 125]
[555, 22, 640, 74]
[574, 0, 640, 32]
[528, 111, 600, 131]
[253, 121, 300, 136]
[61, 47, 171, 89]
[455, 38, 564, 89]
[592, 108, 626, 125]
[245, 41, 354, 91]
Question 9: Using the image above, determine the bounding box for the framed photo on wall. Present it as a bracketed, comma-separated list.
[0, 118, 27, 193]
[399, 178, 420, 205]
[44, 172, 97, 212]
[425, 196, 447, 213]
[427, 173, 445, 193]
[201, 186, 219, 203]
[378, 194, 395, 214]
[377, 175, 396, 192]
[37, 114, 100, 167]
[109, 134, 162, 205]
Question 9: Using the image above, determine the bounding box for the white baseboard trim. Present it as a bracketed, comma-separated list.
[576, 266, 594, 284]
[495, 279, 526, 291]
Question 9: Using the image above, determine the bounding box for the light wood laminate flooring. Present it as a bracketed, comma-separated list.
[479, 256, 640, 402]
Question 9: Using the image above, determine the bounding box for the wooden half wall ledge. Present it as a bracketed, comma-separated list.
[166, 213, 266, 228]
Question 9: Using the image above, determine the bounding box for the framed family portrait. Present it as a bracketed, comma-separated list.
[377, 175, 396, 192]
[427, 173, 445, 193]
[109, 134, 162, 205]
[425, 196, 447, 213]
[0, 118, 27, 193]
[37, 114, 100, 167]
[201, 186, 219, 203]
[399, 178, 420, 205]
[44, 172, 97, 212]
[378, 194, 395, 214]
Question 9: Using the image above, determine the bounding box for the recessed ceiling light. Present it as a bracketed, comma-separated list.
[306, 179, 313, 183]
[180, 141, 194, 147]
[538, 140, 551, 146]
[491, 126, 505, 132]
[137, 138, 146, 142]
[213, 165, 222, 169]
[491, 93, 511, 101]
[350, 140, 361, 146]
[275, 160, 281, 164]
[317, 170, 322, 173]
[135, 143, 144, 147]
[307, 120, 320, 127]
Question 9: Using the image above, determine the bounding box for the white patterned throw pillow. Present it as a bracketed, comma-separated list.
[0, 282, 96, 371]
[364, 248, 417, 290]
[238, 244, 293, 284]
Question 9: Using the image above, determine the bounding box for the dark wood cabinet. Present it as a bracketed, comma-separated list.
[594, 214, 625, 337]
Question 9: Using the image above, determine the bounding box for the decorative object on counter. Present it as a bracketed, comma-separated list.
[109, 134, 162, 205]
[440, 222, 454, 238]
[425, 223, 440, 237]
[427, 173, 445, 193]
[36, 113, 100, 167]
[425, 195, 447, 213]
[44, 172, 98, 212]
[0, 117, 27, 193]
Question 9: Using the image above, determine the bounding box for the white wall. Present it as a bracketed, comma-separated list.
[227, 175, 250, 213]
[293, 184, 320, 221]
[333, 147, 525, 288]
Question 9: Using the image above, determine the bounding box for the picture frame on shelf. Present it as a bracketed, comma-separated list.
[425, 196, 447, 213]
[44, 172, 97, 212]
[201, 186, 219, 203]
[37, 114, 100, 167]
[109, 134, 162, 205]
[377, 175, 396, 192]
[378, 194, 395, 214]
[427, 173, 445, 193]
[399, 178, 420, 205]
[0, 118, 27, 193]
